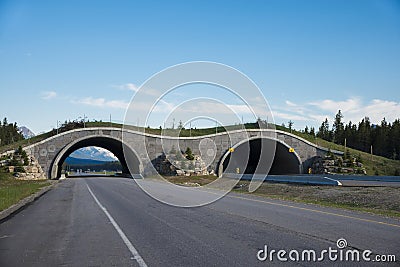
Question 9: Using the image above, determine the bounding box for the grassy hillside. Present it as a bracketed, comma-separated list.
[315, 138, 399, 176]
[1, 122, 398, 175]
[275, 126, 399, 176]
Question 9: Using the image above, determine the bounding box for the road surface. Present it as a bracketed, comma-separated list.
[0, 177, 399, 266]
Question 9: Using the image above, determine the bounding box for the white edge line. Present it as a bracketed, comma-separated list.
[324, 176, 342, 186]
[86, 184, 148, 267]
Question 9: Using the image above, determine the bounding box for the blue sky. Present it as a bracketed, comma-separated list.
[0, 0, 399, 134]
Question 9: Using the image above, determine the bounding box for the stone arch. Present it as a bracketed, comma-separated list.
[218, 137, 302, 176]
[50, 135, 142, 178]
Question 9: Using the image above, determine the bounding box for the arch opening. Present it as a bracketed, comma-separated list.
[63, 146, 122, 175]
[50, 136, 141, 178]
[221, 138, 302, 175]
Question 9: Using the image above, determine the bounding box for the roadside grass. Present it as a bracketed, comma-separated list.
[0, 172, 51, 212]
[164, 175, 400, 218]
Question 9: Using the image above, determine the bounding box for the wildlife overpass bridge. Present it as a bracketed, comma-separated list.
[22, 127, 340, 179]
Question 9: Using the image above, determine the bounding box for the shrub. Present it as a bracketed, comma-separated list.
[10, 156, 22, 166]
[14, 166, 25, 173]
[356, 153, 363, 163]
[326, 149, 334, 160]
[344, 149, 351, 160]
[336, 157, 343, 167]
[185, 147, 194, 160]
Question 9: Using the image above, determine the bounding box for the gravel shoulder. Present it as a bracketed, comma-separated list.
[164, 175, 400, 218]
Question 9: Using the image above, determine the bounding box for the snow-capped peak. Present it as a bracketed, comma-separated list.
[69, 146, 118, 161]
[18, 126, 35, 139]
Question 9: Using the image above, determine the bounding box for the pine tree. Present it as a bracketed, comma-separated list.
[317, 118, 331, 141]
[357, 117, 371, 152]
[185, 147, 194, 160]
[332, 110, 345, 145]
[288, 120, 294, 132]
[178, 120, 183, 130]
[389, 119, 400, 160]
[371, 118, 389, 158]
[0, 117, 24, 146]
[310, 127, 315, 137]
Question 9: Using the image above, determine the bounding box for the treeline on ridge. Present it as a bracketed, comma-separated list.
[304, 111, 400, 160]
[0, 118, 24, 146]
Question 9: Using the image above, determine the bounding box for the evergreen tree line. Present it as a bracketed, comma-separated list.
[0, 117, 24, 146]
[304, 111, 400, 160]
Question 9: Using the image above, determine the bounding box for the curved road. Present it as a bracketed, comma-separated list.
[0, 177, 399, 266]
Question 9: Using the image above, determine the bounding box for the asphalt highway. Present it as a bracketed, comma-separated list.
[0, 177, 399, 266]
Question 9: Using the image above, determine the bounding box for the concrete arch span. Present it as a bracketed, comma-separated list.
[24, 127, 343, 179]
[218, 137, 302, 176]
[50, 135, 142, 178]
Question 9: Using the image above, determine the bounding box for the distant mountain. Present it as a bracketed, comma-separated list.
[69, 146, 118, 161]
[64, 156, 122, 171]
[18, 126, 35, 139]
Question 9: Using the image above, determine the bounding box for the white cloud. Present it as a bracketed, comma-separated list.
[73, 97, 129, 109]
[125, 83, 139, 92]
[112, 83, 163, 98]
[273, 97, 400, 128]
[152, 99, 176, 113]
[285, 100, 297, 107]
[41, 91, 57, 100]
[272, 111, 311, 122]
[170, 101, 255, 116]
[308, 98, 361, 114]
[351, 99, 400, 123]
[71, 93, 400, 130]
[113, 83, 139, 92]
[72, 96, 175, 113]
[307, 98, 400, 123]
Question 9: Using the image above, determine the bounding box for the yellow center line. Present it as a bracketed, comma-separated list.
[222, 193, 400, 229]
